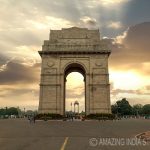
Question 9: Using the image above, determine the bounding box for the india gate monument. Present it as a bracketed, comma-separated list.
[38, 27, 111, 115]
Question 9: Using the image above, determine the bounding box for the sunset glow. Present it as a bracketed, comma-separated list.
[101, 0, 129, 5]
[0, 0, 150, 110]
[66, 72, 85, 112]
[110, 71, 142, 90]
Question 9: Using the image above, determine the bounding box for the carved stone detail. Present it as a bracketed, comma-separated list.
[95, 61, 103, 67]
[47, 61, 54, 68]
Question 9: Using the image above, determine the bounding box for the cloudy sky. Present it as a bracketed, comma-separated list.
[0, 0, 150, 111]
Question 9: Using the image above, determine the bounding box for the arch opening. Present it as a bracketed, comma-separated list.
[64, 63, 86, 116]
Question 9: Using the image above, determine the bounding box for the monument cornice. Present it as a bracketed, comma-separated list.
[38, 50, 111, 56]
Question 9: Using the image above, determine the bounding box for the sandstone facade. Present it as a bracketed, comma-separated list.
[38, 27, 111, 115]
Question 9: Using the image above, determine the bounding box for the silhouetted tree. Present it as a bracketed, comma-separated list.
[142, 104, 150, 115]
[0, 107, 19, 116]
[111, 98, 132, 116]
[132, 104, 143, 115]
[111, 104, 118, 114]
[7, 107, 19, 116]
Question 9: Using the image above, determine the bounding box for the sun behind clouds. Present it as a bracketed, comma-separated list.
[101, 0, 130, 5]
[110, 71, 143, 90]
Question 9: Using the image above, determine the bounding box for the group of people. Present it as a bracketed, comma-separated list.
[66, 113, 74, 121]
[28, 115, 36, 124]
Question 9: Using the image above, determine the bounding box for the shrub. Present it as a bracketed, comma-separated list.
[86, 113, 115, 120]
[35, 113, 63, 120]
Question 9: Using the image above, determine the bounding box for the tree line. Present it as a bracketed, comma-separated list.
[111, 98, 150, 117]
[0, 98, 150, 118]
[0, 107, 19, 116]
[0, 107, 37, 118]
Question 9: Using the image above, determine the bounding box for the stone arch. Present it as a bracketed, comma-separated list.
[63, 62, 86, 114]
[62, 61, 88, 76]
[38, 27, 111, 115]
[64, 62, 86, 78]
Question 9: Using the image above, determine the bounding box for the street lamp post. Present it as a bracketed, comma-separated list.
[117, 106, 120, 118]
[136, 110, 139, 118]
[71, 102, 72, 112]
[24, 108, 25, 118]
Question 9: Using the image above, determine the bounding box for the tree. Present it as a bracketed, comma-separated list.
[7, 107, 19, 116]
[132, 104, 143, 115]
[117, 98, 132, 115]
[111, 98, 132, 116]
[0, 108, 5, 116]
[0, 107, 19, 116]
[111, 104, 118, 114]
[142, 104, 150, 115]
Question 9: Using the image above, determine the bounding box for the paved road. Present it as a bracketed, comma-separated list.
[0, 118, 149, 150]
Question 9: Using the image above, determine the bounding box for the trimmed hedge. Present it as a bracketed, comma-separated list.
[35, 113, 63, 120]
[86, 113, 115, 120]
[35, 113, 115, 120]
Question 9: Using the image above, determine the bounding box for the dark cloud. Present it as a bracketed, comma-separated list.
[122, 0, 150, 27]
[123, 22, 150, 53]
[0, 60, 40, 84]
[109, 22, 150, 73]
[0, 54, 10, 66]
